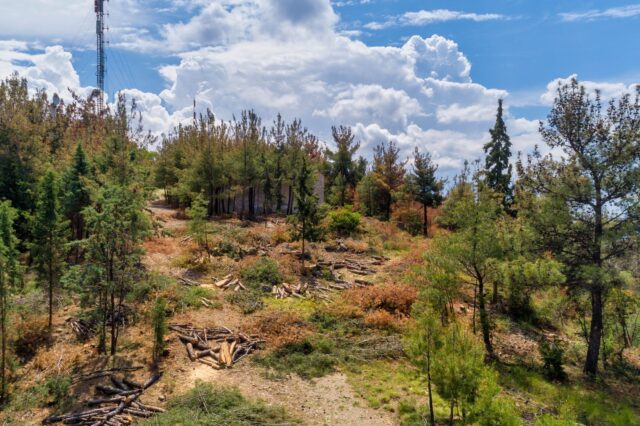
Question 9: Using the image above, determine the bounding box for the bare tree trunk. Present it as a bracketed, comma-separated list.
[585, 288, 603, 376]
[427, 347, 435, 425]
[423, 204, 428, 237]
[478, 276, 493, 356]
[110, 289, 117, 356]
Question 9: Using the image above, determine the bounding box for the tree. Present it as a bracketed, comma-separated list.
[326, 125, 361, 206]
[517, 79, 640, 376]
[434, 177, 503, 357]
[31, 169, 68, 342]
[406, 306, 442, 425]
[83, 184, 150, 355]
[0, 201, 18, 403]
[409, 147, 444, 237]
[290, 157, 322, 258]
[152, 297, 167, 364]
[372, 141, 406, 220]
[431, 324, 485, 425]
[483, 99, 513, 211]
[186, 193, 210, 252]
[63, 143, 91, 245]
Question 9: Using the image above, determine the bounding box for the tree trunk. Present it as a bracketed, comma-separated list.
[110, 289, 117, 356]
[449, 400, 454, 426]
[427, 349, 435, 425]
[1, 281, 6, 403]
[478, 277, 493, 356]
[585, 288, 603, 376]
[423, 204, 428, 237]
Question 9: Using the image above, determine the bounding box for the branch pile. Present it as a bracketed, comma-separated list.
[170, 324, 263, 369]
[271, 282, 309, 299]
[215, 274, 247, 291]
[43, 373, 162, 425]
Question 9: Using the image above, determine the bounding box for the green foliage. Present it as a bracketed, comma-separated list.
[393, 206, 423, 236]
[152, 297, 167, 363]
[356, 172, 387, 218]
[141, 382, 300, 425]
[325, 125, 362, 206]
[327, 207, 361, 237]
[178, 286, 218, 309]
[186, 192, 209, 249]
[495, 257, 565, 321]
[62, 143, 91, 243]
[372, 140, 407, 220]
[226, 290, 265, 314]
[484, 99, 513, 210]
[31, 168, 68, 337]
[290, 156, 324, 254]
[240, 258, 282, 292]
[408, 147, 444, 236]
[254, 338, 338, 379]
[539, 339, 567, 381]
[431, 324, 486, 420]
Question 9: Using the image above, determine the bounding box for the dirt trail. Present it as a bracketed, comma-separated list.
[145, 199, 399, 426]
[178, 363, 397, 426]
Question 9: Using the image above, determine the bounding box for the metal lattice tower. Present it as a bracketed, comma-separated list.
[95, 0, 106, 112]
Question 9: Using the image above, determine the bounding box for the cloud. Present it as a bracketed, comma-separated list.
[0, 43, 94, 100]
[560, 4, 640, 22]
[0, 0, 541, 178]
[365, 9, 505, 30]
[540, 74, 639, 105]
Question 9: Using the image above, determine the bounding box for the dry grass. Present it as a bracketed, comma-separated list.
[249, 309, 311, 349]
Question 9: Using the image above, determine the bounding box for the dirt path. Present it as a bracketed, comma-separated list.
[176, 362, 397, 426]
[145, 199, 399, 426]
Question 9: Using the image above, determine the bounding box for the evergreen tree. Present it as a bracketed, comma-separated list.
[517, 79, 640, 376]
[290, 157, 322, 258]
[326, 125, 360, 206]
[63, 144, 91, 247]
[83, 184, 150, 355]
[372, 141, 406, 220]
[483, 99, 513, 210]
[31, 169, 68, 342]
[409, 147, 444, 237]
[187, 193, 210, 252]
[152, 297, 167, 364]
[0, 201, 18, 403]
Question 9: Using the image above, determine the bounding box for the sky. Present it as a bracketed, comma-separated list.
[0, 0, 638, 176]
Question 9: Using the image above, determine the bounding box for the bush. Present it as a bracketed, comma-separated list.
[539, 339, 566, 381]
[177, 286, 220, 309]
[152, 297, 168, 363]
[141, 382, 299, 425]
[240, 258, 282, 292]
[392, 207, 422, 236]
[364, 310, 399, 330]
[226, 290, 265, 314]
[327, 207, 361, 237]
[344, 283, 418, 316]
[13, 315, 49, 361]
[254, 338, 337, 379]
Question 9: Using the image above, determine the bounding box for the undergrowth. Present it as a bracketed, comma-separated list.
[141, 381, 300, 425]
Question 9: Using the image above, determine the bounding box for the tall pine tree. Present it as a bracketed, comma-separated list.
[483, 99, 513, 210]
[32, 169, 68, 342]
[409, 147, 444, 237]
[291, 157, 322, 258]
[0, 201, 18, 403]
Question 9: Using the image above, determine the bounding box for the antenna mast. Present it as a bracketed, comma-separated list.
[95, 0, 106, 113]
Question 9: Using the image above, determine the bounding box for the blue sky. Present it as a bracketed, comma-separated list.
[0, 0, 638, 174]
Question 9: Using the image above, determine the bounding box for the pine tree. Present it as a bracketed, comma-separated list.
[483, 99, 513, 210]
[291, 157, 322, 258]
[409, 147, 444, 237]
[0, 201, 18, 403]
[326, 126, 361, 206]
[372, 141, 406, 220]
[63, 144, 91, 252]
[152, 297, 167, 364]
[186, 193, 210, 252]
[32, 169, 68, 343]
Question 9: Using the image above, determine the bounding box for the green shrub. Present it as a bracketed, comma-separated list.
[178, 286, 219, 309]
[152, 297, 168, 363]
[226, 290, 265, 314]
[328, 207, 361, 237]
[254, 338, 338, 379]
[539, 339, 566, 381]
[240, 258, 282, 292]
[128, 273, 173, 303]
[141, 382, 300, 425]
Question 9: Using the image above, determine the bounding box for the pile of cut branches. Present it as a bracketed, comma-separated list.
[170, 324, 263, 369]
[43, 374, 162, 425]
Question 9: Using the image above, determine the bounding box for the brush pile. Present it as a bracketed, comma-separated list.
[43, 374, 162, 425]
[170, 324, 263, 369]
